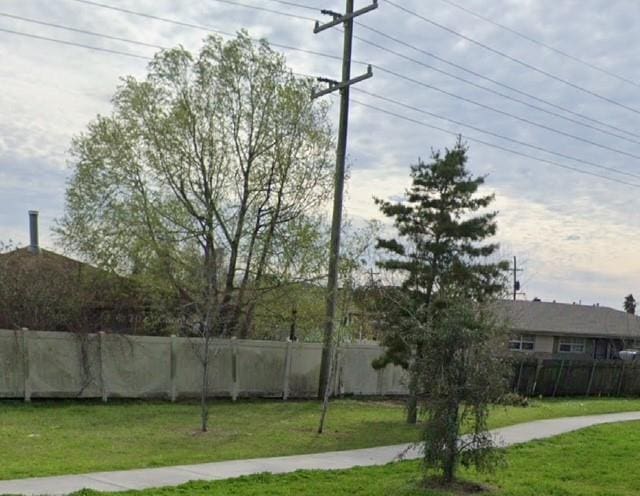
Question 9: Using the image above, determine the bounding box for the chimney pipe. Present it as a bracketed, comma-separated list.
[28, 210, 39, 254]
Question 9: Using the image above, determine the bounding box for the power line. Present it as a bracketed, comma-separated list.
[67, 0, 346, 63]
[348, 97, 640, 189]
[217, 0, 640, 141]
[200, 0, 640, 144]
[384, 0, 640, 117]
[11, 3, 640, 160]
[3, 23, 637, 192]
[210, 0, 316, 22]
[354, 22, 640, 141]
[353, 32, 640, 146]
[0, 12, 166, 50]
[352, 87, 640, 181]
[202, 0, 640, 145]
[373, 65, 640, 162]
[4, 18, 635, 185]
[0, 27, 151, 60]
[436, 0, 640, 89]
[263, 0, 322, 11]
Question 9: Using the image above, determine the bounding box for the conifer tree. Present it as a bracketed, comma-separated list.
[374, 138, 507, 423]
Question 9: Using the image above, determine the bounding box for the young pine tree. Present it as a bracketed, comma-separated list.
[374, 139, 508, 423]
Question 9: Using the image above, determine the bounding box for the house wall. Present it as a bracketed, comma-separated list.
[551, 336, 595, 360]
[535, 335, 554, 354]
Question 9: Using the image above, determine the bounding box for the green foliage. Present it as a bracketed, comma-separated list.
[373, 139, 509, 482]
[55, 32, 334, 338]
[374, 139, 508, 369]
[624, 294, 636, 314]
[418, 296, 509, 482]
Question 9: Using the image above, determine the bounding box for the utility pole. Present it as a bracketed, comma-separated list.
[313, 0, 377, 398]
[513, 256, 524, 301]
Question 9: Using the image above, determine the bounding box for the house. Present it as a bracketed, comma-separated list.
[498, 299, 640, 360]
[0, 211, 146, 333]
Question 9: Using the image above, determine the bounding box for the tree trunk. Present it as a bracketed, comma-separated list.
[200, 335, 210, 432]
[317, 346, 337, 434]
[406, 385, 418, 424]
[406, 349, 418, 424]
[443, 400, 460, 484]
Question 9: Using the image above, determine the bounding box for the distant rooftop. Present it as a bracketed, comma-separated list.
[497, 299, 640, 339]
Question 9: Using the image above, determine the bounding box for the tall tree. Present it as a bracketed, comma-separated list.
[374, 139, 507, 423]
[56, 32, 334, 431]
[374, 140, 509, 484]
[624, 294, 636, 314]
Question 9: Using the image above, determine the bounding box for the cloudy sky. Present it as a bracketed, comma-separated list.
[2, 0, 640, 310]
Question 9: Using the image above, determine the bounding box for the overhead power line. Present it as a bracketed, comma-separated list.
[11, 2, 640, 160]
[199, 0, 640, 142]
[436, 0, 640, 89]
[199, 0, 640, 145]
[352, 87, 640, 181]
[373, 65, 640, 162]
[210, 0, 316, 22]
[3, 23, 637, 192]
[384, 0, 640, 117]
[348, 97, 640, 189]
[0, 12, 166, 50]
[0, 26, 151, 60]
[354, 22, 640, 141]
[263, 0, 321, 11]
[67, 0, 345, 63]
[353, 33, 640, 146]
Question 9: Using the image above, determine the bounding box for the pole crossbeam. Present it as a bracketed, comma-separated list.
[314, 0, 378, 33]
[312, 64, 373, 98]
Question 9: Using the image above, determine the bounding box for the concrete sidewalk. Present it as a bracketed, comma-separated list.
[2, 411, 640, 496]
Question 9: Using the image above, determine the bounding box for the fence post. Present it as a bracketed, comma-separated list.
[586, 360, 597, 396]
[231, 338, 239, 402]
[333, 347, 343, 396]
[531, 359, 543, 396]
[21, 330, 31, 403]
[616, 360, 626, 396]
[99, 331, 108, 402]
[170, 335, 177, 402]
[282, 340, 292, 400]
[514, 361, 524, 394]
[552, 360, 565, 397]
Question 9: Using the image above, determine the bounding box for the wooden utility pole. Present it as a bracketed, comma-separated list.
[313, 0, 377, 399]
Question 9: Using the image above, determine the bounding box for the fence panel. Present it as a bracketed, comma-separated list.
[0, 330, 24, 397]
[29, 331, 101, 398]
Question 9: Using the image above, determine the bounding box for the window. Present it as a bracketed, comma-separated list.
[558, 337, 585, 354]
[509, 335, 535, 351]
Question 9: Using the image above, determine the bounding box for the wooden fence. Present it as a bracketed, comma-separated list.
[511, 359, 640, 397]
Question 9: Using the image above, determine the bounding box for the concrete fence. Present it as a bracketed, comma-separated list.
[0, 329, 408, 400]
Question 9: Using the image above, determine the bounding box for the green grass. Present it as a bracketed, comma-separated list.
[72, 421, 640, 495]
[1, 397, 640, 480]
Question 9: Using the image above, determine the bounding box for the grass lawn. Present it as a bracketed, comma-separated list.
[1, 397, 640, 480]
[72, 420, 640, 495]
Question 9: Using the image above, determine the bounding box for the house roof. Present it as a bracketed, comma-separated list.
[497, 300, 640, 339]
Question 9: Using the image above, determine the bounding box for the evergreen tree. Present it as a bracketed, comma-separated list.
[624, 294, 636, 314]
[373, 139, 509, 484]
[373, 139, 508, 423]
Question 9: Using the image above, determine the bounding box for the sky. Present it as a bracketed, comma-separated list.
[2, 0, 640, 310]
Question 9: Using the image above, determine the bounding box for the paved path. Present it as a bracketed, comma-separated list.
[2, 411, 640, 496]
